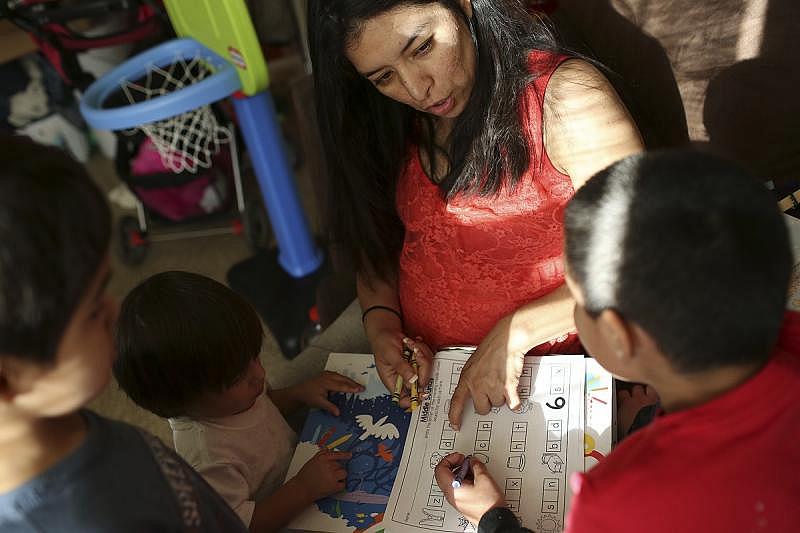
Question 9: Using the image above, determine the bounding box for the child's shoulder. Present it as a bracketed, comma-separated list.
[0, 411, 159, 528]
[776, 310, 800, 356]
[569, 351, 800, 532]
[84, 409, 172, 466]
[59, 410, 185, 489]
[0, 411, 246, 532]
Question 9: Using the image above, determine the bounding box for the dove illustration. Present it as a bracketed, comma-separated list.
[355, 414, 400, 440]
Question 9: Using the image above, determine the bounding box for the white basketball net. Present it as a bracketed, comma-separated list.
[121, 55, 231, 174]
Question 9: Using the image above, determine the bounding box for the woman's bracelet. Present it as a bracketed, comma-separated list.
[361, 305, 402, 324]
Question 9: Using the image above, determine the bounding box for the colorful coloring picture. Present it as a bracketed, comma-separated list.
[286, 353, 410, 533]
[583, 358, 614, 470]
[784, 214, 800, 311]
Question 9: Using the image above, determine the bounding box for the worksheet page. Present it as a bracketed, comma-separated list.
[384, 349, 585, 533]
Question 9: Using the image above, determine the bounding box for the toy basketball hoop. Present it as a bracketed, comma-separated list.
[81, 38, 239, 173]
[81, 0, 323, 285]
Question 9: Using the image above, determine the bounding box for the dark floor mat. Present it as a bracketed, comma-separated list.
[227, 248, 328, 358]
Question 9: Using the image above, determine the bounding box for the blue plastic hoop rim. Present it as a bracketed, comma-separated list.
[80, 38, 242, 131]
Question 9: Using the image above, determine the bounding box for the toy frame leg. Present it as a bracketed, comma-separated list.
[232, 91, 323, 278]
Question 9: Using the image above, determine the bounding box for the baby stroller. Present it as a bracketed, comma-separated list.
[1, 0, 168, 90]
[3, 0, 271, 264]
[0, 0, 169, 161]
[112, 115, 270, 265]
[100, 50, 271, 265]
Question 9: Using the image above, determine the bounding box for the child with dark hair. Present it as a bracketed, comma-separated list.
[0, 135, 247, 532]
[114, 270, 364, 531]
[433, 150, 800, 532]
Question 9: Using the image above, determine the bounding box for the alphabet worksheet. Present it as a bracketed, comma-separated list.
[383, 349, 586, 533]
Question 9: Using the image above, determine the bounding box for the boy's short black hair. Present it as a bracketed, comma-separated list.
[565, 150, 791, 373]
[0, 135, 111, 364]
[114, 271, 263, 418]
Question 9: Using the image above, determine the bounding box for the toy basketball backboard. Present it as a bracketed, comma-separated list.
[164, 0, 268, 95]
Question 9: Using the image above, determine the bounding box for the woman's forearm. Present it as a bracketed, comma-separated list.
[357, 271, 400, 309]
[506, 283, 576, 352]
[357, 271, 403, 339]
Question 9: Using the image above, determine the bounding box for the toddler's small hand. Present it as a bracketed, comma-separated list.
[294, 449, 351, 500]
[301, 371, 365, 416]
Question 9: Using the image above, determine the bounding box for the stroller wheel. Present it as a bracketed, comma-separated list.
[118, 215, 148, 265]
[243, 198, 272, 251]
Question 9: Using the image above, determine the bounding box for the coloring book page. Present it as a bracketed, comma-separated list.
[583, 358, 614, 470]
[784, 214, 800, 311]
[286, 353, 411, 533]
[383, 350, 585, 533]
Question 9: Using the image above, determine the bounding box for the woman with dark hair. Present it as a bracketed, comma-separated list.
[308, 0, 643, 427]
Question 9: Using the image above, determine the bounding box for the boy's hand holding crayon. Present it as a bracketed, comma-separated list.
[434, 452, 505, 526]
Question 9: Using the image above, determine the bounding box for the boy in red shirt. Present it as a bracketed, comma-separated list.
[435, 150, 800, 532]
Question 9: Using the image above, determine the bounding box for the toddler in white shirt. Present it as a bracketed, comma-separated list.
[114, 271, 363, 531]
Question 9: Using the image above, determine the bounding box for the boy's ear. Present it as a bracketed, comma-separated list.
[597, 309, 635, 365]
[0, 378, 10, 403]
[458, 0, 473, 19]
[0, 359, 16, 402]
[0, 357, 40, 403]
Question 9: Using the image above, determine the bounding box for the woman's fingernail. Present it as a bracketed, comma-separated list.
[402, 337, 411, 344]
[408, 374, 419, 384]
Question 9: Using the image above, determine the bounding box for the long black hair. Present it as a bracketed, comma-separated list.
[309, 0, 565, 280]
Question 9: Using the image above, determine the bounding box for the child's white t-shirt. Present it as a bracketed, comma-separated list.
[168, 392, 297, 525]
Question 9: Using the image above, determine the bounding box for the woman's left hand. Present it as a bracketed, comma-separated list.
[447, 314, 527, 430]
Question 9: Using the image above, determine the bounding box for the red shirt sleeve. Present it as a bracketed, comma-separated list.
[563, 472, 615, 533]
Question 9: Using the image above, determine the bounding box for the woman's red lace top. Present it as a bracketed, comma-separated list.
[397, 51, 580, 353]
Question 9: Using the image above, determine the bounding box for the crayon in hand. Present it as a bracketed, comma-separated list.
[391, 374, 403, 404]
[410, 351, 422, 410]
[402, 345, 413, 363]
[403, 346, 420, 410]
[451, 455, 472, 489]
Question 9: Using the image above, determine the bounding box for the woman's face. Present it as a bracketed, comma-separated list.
[345, 1, 477, 120]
